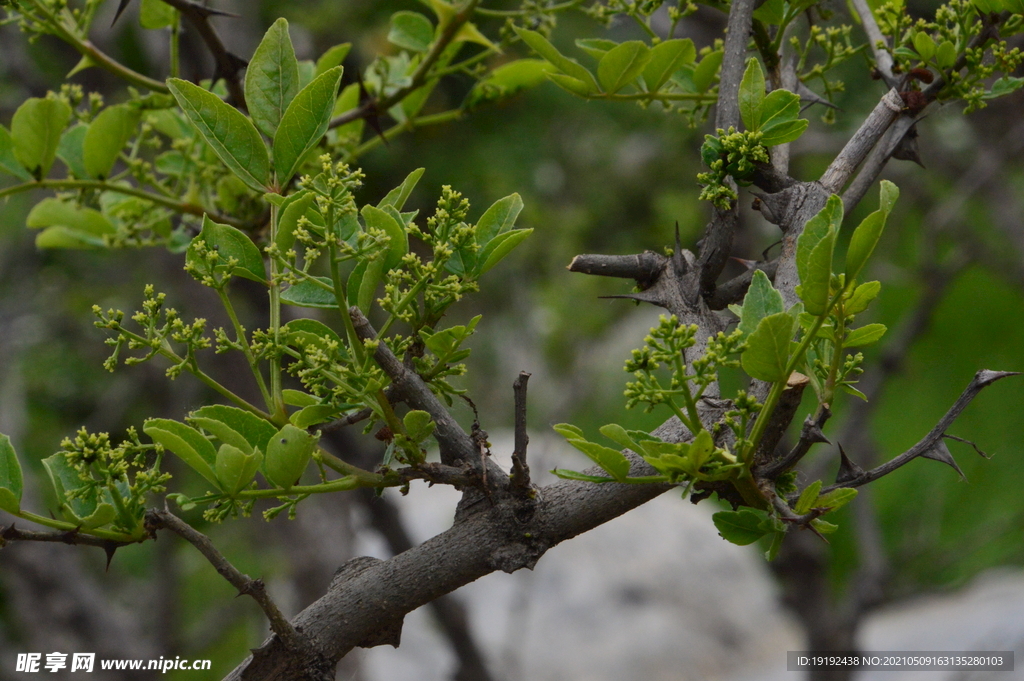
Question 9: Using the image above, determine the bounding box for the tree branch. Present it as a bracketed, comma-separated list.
[849, 0, 896, 86]
[567, 252, 665, 284]
[705, 258, 778, 310]
[819, 88, 904, 193]
[158, 0, 247, 107]
[145, 509, 308, 656]
[510, 372, 532, 493]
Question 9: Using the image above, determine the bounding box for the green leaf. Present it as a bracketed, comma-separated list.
[189, 214, 267, 283]
[282, 318, 343, 353]
[475, 193, 524, 245]
[476, 229, 532, 275]
[282, 276, 338, 308]
[78, 503, 117, 530]
[597, 41, 651, 94]
[935, 41, 956, 69]
[551, 469, 616, 483]
[379, 167, 425, 211]
[795, 479, 822, 514]
[797, 229, 836, 315]
[27, 198, 115, 236]
[144, 418, 219, 486]
[264, 424, 317, 488]
[0, 124, 32, 180]
[42, 453, 94, 520]
[753, 0, 786, 24]
[712, 509, 769, 545]
[11, 97, 73, 179]
[357, 257, 386, 312]
[845, 280, 881, 315]
[84, 105, 141, 179]
[513, 27, 600, 93]
[913, 32, 936, 62]
[464, 59, 558, 109]
[190, 416, 252, 454]
[741, 311, 796, 382]
[760, 118, 808, 146]
[282, 389, 320, 407]
[564, 438, 631, 481]
[361, 204, 408, 270]
[815, 487, 858, 511]
[216, 444, 262, 495]
[56, 124, 89, 179]
[846, 181, 898, 281]
[404, 410, 436, 443]
[738, 269, 784, 337]
[190, 405, 277, 454]
[0, 434, 23, 514]
[642, 39, 696, 92]
[275, 191, 314, 253]
[316, 44, 351, 77]
[167, 78, 271, 192]
[453, 21, 499, 52]
[273, 66, 344, 184]
[759, 89, 801, 131]
[546, 73, 598, 97]
[389, 11, 434, 52]
[810, 519, 838, 534]
[692, 50, 723, 93]
[34, 226, 104, 249]
[575, 38, 618, 60]
[739, 58, 766, 131]
[598, 423, 640, 451]
[245, 18, 300, 139]
[291, 404, 341, 428]
[553, 423, 586, 440]
[844, 323, 886, 347]
[140, 0, 177, 29]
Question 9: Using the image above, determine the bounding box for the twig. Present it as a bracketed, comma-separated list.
[819, 88, 904, 193]
[705, 258, 779, 310]
[757, 406, 832, 478]
[0, 523, 137, 551]
[816, 370, 1018, 494]
[849, 0, 896, 86]
[144, 509, 307, 654]
[510, 372, 532, 492]
[348, 307, 509, 485]
[566, 252, 665, 284]
[329, 0, 482, 130]
[158, 0, 247, 108]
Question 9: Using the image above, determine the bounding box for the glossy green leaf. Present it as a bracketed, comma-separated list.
[27, 198, 115, 236]
[513, 27, 600, 92]
[245, 18, 300, 139]
[712, 509, 769, 545]
[389, 11, 434, 52]
[739, 58, 766, 131]
[477, 228, 532, 275]
[167, 78, 271, 192]
[642, 39, 696, 92]
[797, 230, 836, 315]
[404, 410, 436, 443]
[56, 124, 89, 179]
[188, 214, 267, 283]
[282, 276, 338, 308]
[844, 323, 887, 347]
[464, 59, 558, 109]
[84, 104, 140, 179]
[283, 391, 319, 408]
[575, 38, 618, 60]
[913, 32, 936, 62]
[275, 191, 313, 253]
[753, 0, 786, 24]
[42, 453, 94, 520]
[190, 405, 277, 454]
[738, 269, 784, 337]
[144, 418, 219, 486]
[0, 124, 31, 180]
[264, 424, 317, 488]
[11, 97, 73, 179]
[316, 43, 351, 77]
[597, 41, 651, 94]
[795, 479, 823, 514]
[357, 258, 386, 312]
[273, 66, 344, 184]
[476, 192, 524, 245]
[546, 73, 597, 97]
[291, 405, 342, 429]
[190, 416, 252, 454]
[741, 312, 796, 382]
[140, 0, 177, 29]
[598, 423, 640, 452]
[796, 194, 842, 311]
[553, 423, 586, 440]
[760, 118, 808, 146]
[759, 89, 801, 128]
[379, 167, 425, 211]
[846, 181, 898, 281]
[282, 318, 343, 352]
[361, 204, 408, 269]
[0, 434, 23, 514]
[35, 226, 106, 249]
[845, 280, 881, 315]
[692, 50, 723, 93]
[564, 438, 631, 481]
[935, 41, 956, 69]
[815, 487, 858, 511]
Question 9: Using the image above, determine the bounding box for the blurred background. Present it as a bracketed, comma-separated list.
[0, 1, 1022, 680]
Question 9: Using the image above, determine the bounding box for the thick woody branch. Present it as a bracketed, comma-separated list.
[159, 0, 247, 107]
[752, 372, 811, 468]
[816, 370, 1018, 494]
[349, 308, 508, 485]
[145, 509, 307, 654]
[567, 252, 665, 284]
[510, 372, 532, 492]
[819, 88, 904, 193]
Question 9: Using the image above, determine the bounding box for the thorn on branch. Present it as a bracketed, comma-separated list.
[511, 372, 532, 493]
[835, 443, 865, 484]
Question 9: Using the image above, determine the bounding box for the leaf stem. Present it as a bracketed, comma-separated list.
[216, 289, 274, 411]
